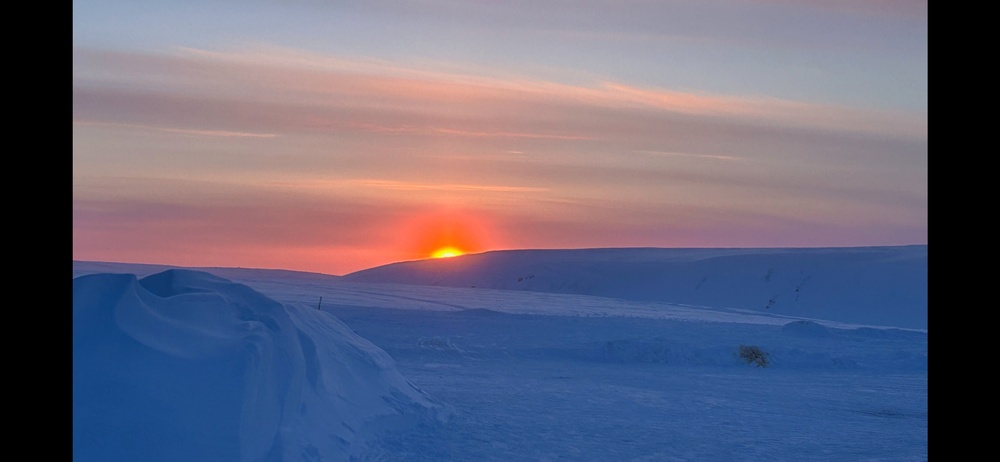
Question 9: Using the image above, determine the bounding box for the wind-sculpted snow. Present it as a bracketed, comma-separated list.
[72, 269, 447, 462]
[343, 246, 928, 329]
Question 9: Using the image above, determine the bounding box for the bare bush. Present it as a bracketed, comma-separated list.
[738, 345, 769, 367]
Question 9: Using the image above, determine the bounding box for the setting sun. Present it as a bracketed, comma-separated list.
[395, 209, 502, 263]
[431, 246, 464, 259]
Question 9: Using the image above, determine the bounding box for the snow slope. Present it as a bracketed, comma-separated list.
[73, 247, 927, 461]
[73, 269, 447, 462]
[343, 246, 928, 330]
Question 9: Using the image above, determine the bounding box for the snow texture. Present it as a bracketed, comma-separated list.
[73, 269, 448, 462]
[73, 246, 927, 461]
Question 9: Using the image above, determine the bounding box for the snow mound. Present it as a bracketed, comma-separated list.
[73, 269, 448, 462]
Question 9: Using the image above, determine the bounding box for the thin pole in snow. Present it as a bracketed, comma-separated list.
[318, 296, 323, 310]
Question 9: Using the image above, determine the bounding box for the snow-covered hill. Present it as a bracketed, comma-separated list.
[343, 246, 927, 330]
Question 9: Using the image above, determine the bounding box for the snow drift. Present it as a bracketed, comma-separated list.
[343, 246, 928, 330]
[73, 269, 448, 462]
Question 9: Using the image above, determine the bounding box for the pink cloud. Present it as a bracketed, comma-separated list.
[74, 46, 926, 140]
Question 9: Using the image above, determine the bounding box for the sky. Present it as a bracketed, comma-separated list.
[72, 0, 928, 275]
[73, 251, 927, 460]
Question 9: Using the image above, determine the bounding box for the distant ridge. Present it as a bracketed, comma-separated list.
[343, 246, 928, 330]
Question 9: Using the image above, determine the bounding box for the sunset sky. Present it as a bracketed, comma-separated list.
[73, 0, 927, 275]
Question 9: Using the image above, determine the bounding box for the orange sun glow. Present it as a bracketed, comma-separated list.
[431, 246, 464, 258]
[396, 209, 503, 262]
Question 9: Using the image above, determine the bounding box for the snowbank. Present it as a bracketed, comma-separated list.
[73, 269, 447, 462]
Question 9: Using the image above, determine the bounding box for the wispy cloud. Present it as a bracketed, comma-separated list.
[632, 150, 744, 162]
[73, 120, 278, 138]
[343, 123, 595, 140]
[745, 0, 927, 20]
[352, 180, 548, 193]
[428, 128, 595, 140]
[155, 128, 278, 138]
[74, 46, 926, 140]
